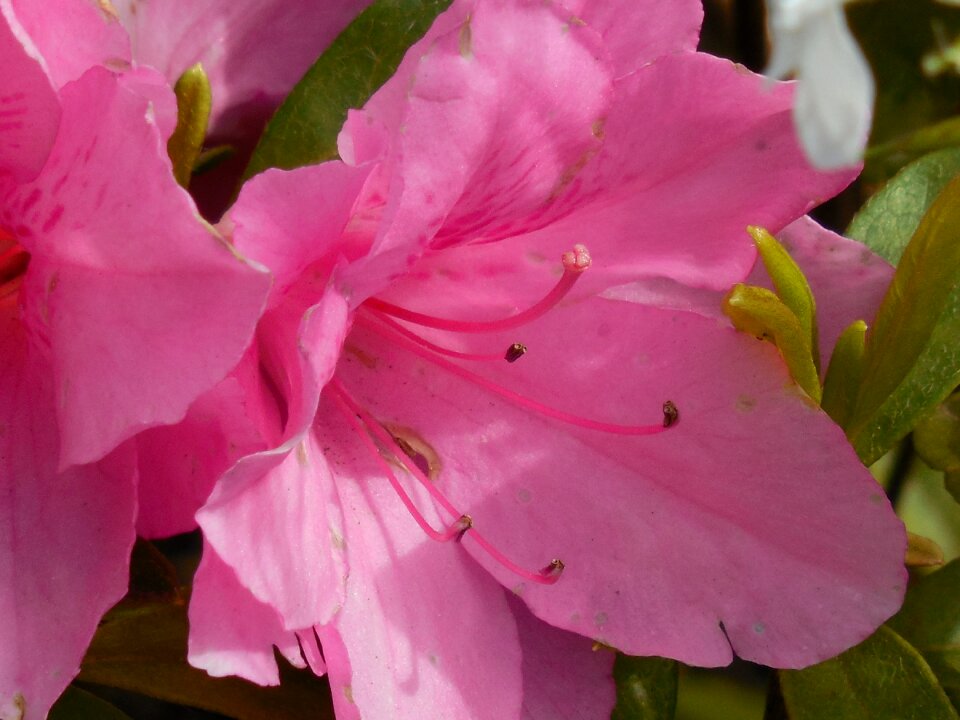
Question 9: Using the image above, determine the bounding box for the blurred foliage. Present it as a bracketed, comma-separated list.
[613, 655, 679, 720]
[849, 0, 960, 183]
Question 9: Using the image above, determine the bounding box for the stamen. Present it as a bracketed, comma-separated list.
[356, 311, 509, 363]
[359, 318, 672, 437]
[331, 390, 465, 543]
[330, 379, 563, 585]
[504, 343, 527, 363]
[363, 244, 592, 334]
[662, 400, 679, 428]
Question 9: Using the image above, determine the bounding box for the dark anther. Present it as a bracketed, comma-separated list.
[455, 514, 473, 543]
[504, 342, 528, 363]
[541, 558, 565, 578]
[662, 400, 679, 428]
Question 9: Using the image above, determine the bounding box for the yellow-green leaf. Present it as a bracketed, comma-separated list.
[822, 319, 867, 428]
[166, 64, 211, 188]
[722, 284, 821, 403]
[748, 225, 820, 371]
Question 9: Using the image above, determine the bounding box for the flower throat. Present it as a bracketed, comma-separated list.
[337, 245, 679, 586]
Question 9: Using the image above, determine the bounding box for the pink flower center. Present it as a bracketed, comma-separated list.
[0, 228, 28, 305]
[338, 245, 677, 586]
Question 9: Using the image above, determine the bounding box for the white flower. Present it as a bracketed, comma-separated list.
[766, 0, 874, 169]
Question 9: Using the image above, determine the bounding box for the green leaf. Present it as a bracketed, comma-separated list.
[722, 284, 822, 403]
[890, 559, 960, 707]
[867, 117, 960, 165]
[846, 174, 960, 464]
[821, 320, 867, 428]
[78, 597, 334, 720]
[167, 64, 211, 188]
[245, 0, 453, 179]
[749, 225, 820, 371]
[848, 147, 960, 264]
[612, 654, 678, 720]
[915, 391, 960, 473]
[780, 626, 959, 720]
[49, 687, 133, 720]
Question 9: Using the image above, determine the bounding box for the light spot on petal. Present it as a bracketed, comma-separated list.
[753, 622, 766, 635]
[517, 488, 532, 504]
[594, 611, 608, 627]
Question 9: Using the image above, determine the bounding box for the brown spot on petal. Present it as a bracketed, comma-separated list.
[296, 442, 308, 466]
[343, 685, 355, 704]
[12, 693, 25, 720]
[736, 395, 756, 413]
[384, 423, 442, 481]
[458, 16, 473, 57]
[344, 343, 378, 369]
[97, 0, 121, 21]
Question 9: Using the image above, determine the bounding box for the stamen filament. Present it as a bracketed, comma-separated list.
[359, 319, 670, 436]
[356, 310, 509, 363]
[331, 389, 464, 543]
[363, 244, 591, 334]
[330, 379, 562, 585]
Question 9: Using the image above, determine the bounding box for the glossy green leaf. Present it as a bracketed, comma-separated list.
[845, 173, 960, 463]
[749, 226, 820, 371]
[821, 320, 867, 428]
[245, 0, 453, 178]
[722, 284, 821, 403]
[612, 654, 678, 720]
[780, 626, 959, 720]
[49, 687, 133, 720]
[167, 64, 211, 188]
[890, 559, 960, 707]
[848, 147, 960, 264]
[78, 598, 334, 720]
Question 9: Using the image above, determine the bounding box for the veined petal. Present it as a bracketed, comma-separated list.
[313, 397, 524, 720]
[0, 309, 136, 719]
[4, 66, 270, 468]
[0, 8, 59, 182]
[335, 297, 906, 668]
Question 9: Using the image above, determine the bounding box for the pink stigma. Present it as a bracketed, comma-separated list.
[364, 245, 593, 334]
[330, 379, 564, 586]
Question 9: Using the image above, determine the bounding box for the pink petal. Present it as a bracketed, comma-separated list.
[312, 397, 524, 719]
[335, 296, 906, 668]
[751, 216, 894, 368]
[7, 0, 130, 88]
[112, 0, 371, 137]
[135, 351, 272, 538]
[559, 0, 703, 74]
[227, 162, 372, 308]
[188, 542, 321, 685]
[0, 9, 60, 182]
[197, 291, 351, 629]
[198, 429, 348, 631]
[0, 309, 136, 719]
[509, 594, 616, 720]
[4, 67, 269, 467]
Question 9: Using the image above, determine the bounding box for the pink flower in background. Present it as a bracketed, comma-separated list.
[171, 1, 907, 718]
[0, 4, 269, 716]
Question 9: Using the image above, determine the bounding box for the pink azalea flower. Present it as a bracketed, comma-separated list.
[169, 2, 908, 717]
[0, 6, 269, 716]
